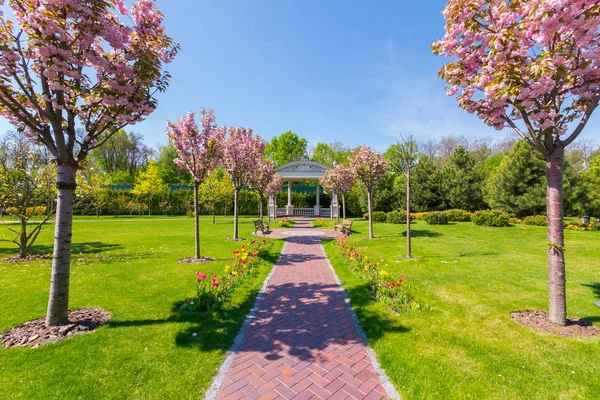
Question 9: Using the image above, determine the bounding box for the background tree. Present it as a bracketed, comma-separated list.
[386, 135, 419, 258]
[410, 155, 446, 211]
[485, 141, 546, 217]
[156, 142, 192, 185]
[433, 0, 600, 325]
[443, 146, 485, 211]
[580, 152, 600, 219]
[90, 130, 155, 184]
[76, 165, 111, 217]
[311, 141, 351, 167]
[265, 173, 284, 224]
[132, 162, 167, 216]
[0, 132, 55, 258]
[198, 168, 232, 224]
[221, 127, 266, 239]
[320, 164, 355, 221]
[349, 145, 389, 239]
[166, 109, 222, 260]
[264, 131, 307, 166]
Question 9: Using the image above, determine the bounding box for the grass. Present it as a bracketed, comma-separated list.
[0, 217, 284, 399]
[323, 220, 600, 399]
[270, 217, 296, 229]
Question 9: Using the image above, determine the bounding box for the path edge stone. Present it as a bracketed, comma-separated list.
[320, 242, 402, 400]
[203, 241, 288, 400]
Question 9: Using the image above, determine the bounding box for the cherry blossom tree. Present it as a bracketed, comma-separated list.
[0, 0, 178, 326]
[265, 173, 283, 224]
[432, 0, 600, 325]
[249, 158, 276, 222]
[221, 127, 266, 240]
[320, 164, 355, 221]
[349, 145, 389, 239]
[166, 109, 222, 260]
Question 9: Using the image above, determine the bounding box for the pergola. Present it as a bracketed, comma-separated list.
[268, 161, 339, 219]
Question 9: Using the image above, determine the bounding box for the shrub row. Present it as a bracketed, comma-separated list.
[472, 210, 510, 227]
[179, 239, 272, 312]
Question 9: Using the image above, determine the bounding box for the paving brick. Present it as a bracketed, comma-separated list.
[215, 220, 390, 400]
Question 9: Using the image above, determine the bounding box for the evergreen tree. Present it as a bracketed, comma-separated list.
[485, 141, 546, 217]
[443, 146, 485, 211]
[410, 155, 447, 212]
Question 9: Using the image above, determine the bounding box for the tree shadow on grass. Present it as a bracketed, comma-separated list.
[582, 282, 600, 299]
[0, 242, 122, 256]
[401, 230, 443, 238]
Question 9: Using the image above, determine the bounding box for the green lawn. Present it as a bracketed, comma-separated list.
[0, 217, 284, 399]
[323, 220, 600, 399]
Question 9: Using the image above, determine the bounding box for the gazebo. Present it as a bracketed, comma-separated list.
[268, 161, 339, 219]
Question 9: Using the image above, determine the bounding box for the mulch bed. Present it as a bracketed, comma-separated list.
[4, 254, 51, 263]
[178, 256, 215, 264]
[226, 238, 246, 241]
[1, 308, 111, 349]
[511, 310, 600, 337]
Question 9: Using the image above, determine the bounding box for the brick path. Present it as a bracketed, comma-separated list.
[211, 219, 394, 400]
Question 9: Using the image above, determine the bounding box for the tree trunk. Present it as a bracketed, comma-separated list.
[546, 146, 567, 326]
[233, 188, 240, 239]
[342, 193, 346, 221]
[46, 163, 77, 326]
[259, 196, 263, 221]
[19, 216, 27, 259]
[212, 209, 216, 224]
[367, 188, 374, 239]
[406, 171, 412, 258]
[194, 181, 200, 259]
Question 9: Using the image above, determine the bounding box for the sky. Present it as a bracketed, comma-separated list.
[1, 0, 599, 152]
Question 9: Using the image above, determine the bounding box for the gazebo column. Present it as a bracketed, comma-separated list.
[314, 183, 321, 217]
[286, 181, 294, 216]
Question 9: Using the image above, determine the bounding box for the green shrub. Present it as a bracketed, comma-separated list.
[386, 210, 406, 224]
[472, 210, 510, 227]
[445, 209, 472, 222]
[523, 215, 547, 226]
[424, 211, 449, 225]
[370, 211, 387, 222]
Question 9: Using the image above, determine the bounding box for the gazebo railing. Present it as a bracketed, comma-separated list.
[293, 208, 314, 217]
[319, 208, 331, 217]
[276, 208, 287, 217]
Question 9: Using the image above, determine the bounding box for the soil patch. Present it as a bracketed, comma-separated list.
[226, 238, 246, 242]
[4, 254, 51, 263]
[511, 310, 600, 337]
[178, 256, 215, 264]
[1, 308, 111, 348]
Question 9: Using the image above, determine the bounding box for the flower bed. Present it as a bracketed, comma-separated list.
[312, 216, 326, 228]
[179, 239, 272, 312]
[335, 234, 424, 312]
[565, 221, 600, 231]
[274, 217, 295, 228]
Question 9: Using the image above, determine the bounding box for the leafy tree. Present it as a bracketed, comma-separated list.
[485, 141, 546, 217]
[433, 0, 600, 325]
[320, 164, 355, 220]
[386, 135, 419, 258]
[311, 141, 351, 167]
[248, 158, 277, 222]
[132, 162, 167, 216]
[580, 152, 600, 218]
[76, 166, 111, 217]
[443, 146, 485, 211]
[349, 145, 389, 239]
[156, 142, 193, 185]
[410, 156, 446, 212]
[198, 168, 234, 223]
[0, 132, 56, 258]
[265, 131, 307, 166]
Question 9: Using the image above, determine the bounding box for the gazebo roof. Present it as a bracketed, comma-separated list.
[276, 160, 330, 181]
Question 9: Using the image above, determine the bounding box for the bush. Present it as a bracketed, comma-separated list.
[386, 210, 406, 224]
[523, 215, 547, 226]
[370, 211, 387, 222]
[4, 206, 47, 216]
[445, 209, 472, 222]
[423, 211, 449, 225]
[411, 212, 428, 221]
[565, 221, 600, 231]
[472, 210, 510, 227]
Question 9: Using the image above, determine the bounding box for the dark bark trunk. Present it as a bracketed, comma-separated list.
[194, 181, 200, 259]
[19, 217, 27, 258]
[46, 163, 77, 326]
[342, 193, 346, 221]
[259, 196, 263, 221]
[406, 171, 411, 258]
[212, 209, 216, 224]
[546, 146, 567, 326]
[367, 188, 374, 239]
[233, 188, 239, 239]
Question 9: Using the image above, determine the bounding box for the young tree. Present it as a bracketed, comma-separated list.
[485, 140, 546, 217]
[76, 166, 111, 217]
[320, 165, 355, 221]
[221, 127, 266, 240]
[265, 173, 284, 224]
[0, 132, 55, 258]
[166, 109, 222, 260]
[264, 131, 307, 166]
[132, 162, 167, 216]
[386, 135, 420, 258]
[249, 158, 276, 222]
[348, 145, 389, 239]
[156, 142, 193, 185]
[432, 0, 600, 325]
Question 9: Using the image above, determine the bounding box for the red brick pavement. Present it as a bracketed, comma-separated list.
[214, 219, 391, 399]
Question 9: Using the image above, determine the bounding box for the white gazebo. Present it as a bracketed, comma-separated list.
[269, 161, 339, 219]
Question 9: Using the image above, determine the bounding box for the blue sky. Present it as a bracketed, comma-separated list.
[1, 0, 599, 151]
